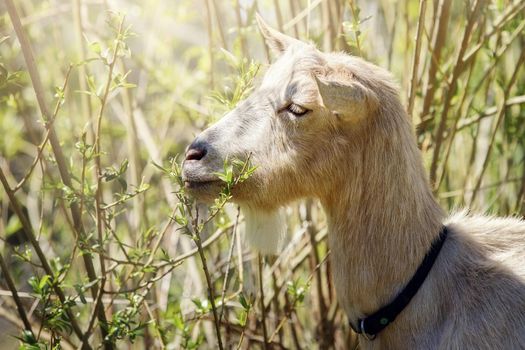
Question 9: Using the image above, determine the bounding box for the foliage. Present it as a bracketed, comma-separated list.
[0, 0, 523, 349]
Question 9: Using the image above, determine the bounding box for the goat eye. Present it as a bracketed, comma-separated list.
[286, 103, 310, 117]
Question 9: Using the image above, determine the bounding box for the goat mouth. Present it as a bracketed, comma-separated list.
[183, 179, 224, 201]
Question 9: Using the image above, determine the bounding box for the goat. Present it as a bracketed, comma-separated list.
[182, 15, 525, 349]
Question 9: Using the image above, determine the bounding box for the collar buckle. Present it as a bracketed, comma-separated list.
[360, 319, 377, 341]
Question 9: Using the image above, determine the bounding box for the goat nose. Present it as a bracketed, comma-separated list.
[185, 142, 208, 161]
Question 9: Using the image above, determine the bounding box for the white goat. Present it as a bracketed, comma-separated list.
[182, 15, 525, 349]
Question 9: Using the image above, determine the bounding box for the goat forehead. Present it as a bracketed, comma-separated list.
[261, 47, 323, 90]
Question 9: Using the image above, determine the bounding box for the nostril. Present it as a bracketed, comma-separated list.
[185, 147, 207, 161]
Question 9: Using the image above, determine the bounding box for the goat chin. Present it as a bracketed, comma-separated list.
[242, 206, 287, 255]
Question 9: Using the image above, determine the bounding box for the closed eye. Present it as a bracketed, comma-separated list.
[285, 103, 310, 117]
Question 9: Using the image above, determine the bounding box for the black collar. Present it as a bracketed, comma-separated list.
[350, 225, 449, 340]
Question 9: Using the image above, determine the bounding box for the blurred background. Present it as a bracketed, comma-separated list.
[0, 0, 524, 349]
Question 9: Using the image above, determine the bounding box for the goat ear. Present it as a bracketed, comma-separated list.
[256, 13, 301, 56]
[314, 75, 379, 122]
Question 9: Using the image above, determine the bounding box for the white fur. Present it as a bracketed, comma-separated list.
[242, 206, 288, 255]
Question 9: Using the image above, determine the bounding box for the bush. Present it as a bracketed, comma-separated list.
[0, 0, 524, 348]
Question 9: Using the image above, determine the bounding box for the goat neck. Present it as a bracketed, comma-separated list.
[320, 99, 445, 325]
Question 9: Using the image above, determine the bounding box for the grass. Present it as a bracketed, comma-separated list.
[0, 0, 524, 349]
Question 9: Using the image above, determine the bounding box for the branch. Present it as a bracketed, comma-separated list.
[5, 0, 109, 345]
[0, 168, 84, 341]
[0, 252, 33, 334]
[407, 0, 427, 119]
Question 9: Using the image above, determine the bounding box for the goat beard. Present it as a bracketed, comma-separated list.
[242, 206, 288, 255]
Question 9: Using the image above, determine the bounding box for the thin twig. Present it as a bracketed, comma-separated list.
[456, 95, 525, 132]
[282, 0, 323, 33]
[143, 299, 167, 350]
[304, 201, 329, 347]
[436, 58, 477, 189]
[204, 0, 215, 87]
[0, 252, 33, 334]
[79, 277, 107, 349]
[470, 48, 525, 204]
[193, 217, 224, 350]
[0, 167, 85, 341]
[219, 206, 241, 323]
[211, 0, 228, 50]
[273, 0, 284, 31]
[258, 254, 269, 350]
[407, 0, 427, 119]
[439, 178, 520, 199]
[269, 252, 330, 343]
[93, 14, 125, 284]
[13, 65, 72, 192]
[5, 1, 109, 344]
[429, 0, 484, 185]
[419, 0, 451, 124]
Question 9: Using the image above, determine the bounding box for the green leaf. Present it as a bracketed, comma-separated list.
[118, 177, 128, 191]
[5, 215, 22, 236]
[174, 214, 188, 226]
[89, 41, 102, 55]
[238, 310, 247, 326]
[239, 293, 249, 310]
[0, 63, 8, 87]
[74, 284, 87, 304]
[39, 275, 51, 290]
